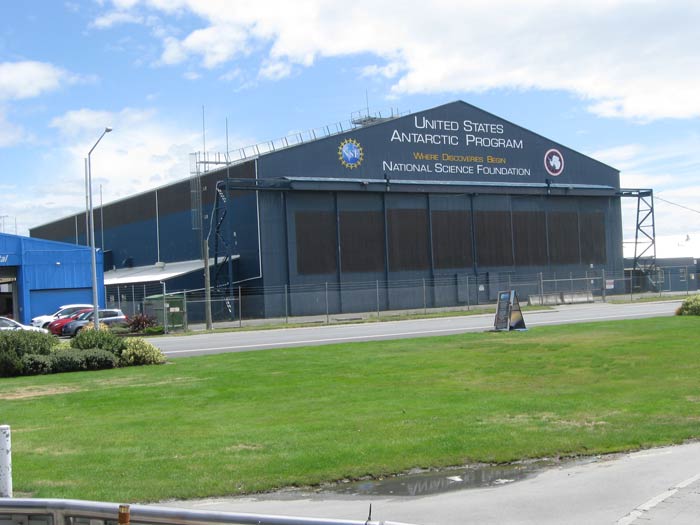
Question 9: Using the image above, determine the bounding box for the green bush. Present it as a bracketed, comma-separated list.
[143, 326, 165, 336]
[21, 354, 53, 375]
[0, 347, 23, 377]
[0, 330, 58, 358]
[109, 325, 131, 335]
[71, 329, 126, 357]
[50, 349, 88, 373]
[676, 295, 700, 316]
[120, 338, 166, 366]
[0, 331, 59, 377]
[81, 348, 118, 370]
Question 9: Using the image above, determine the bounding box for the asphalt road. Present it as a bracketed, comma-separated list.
[147, 299, 682, 358]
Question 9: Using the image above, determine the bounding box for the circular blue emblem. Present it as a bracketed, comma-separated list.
[338, 139, 364, 169]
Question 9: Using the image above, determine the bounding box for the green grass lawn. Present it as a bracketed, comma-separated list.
[1, 316, 699, 503]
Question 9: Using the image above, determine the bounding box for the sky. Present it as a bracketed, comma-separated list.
[1, 0, 699, 258]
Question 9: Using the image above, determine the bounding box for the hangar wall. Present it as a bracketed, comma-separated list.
[0, 234, 102, 324]
[31, 100, 623, 320]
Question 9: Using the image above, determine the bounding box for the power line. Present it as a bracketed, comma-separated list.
[655, 195, 700, 215]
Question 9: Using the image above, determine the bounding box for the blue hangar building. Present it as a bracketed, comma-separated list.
[30, 101, 623, 319]
[0, 233, 103, 325]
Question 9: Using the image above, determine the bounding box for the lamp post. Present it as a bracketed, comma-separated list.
[87, 127, 112, 330]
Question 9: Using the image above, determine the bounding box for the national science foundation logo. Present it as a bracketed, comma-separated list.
[544, 148, 564, 176]
[338, 138, 364, 169]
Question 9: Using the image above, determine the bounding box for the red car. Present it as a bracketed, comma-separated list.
[48, 308, 92, 336]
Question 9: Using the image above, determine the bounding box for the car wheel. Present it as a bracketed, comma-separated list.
[74, 327, 83, 336]
[42, 322, 50, 329]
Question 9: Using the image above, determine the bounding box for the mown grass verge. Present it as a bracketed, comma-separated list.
[1, 316, 699, 502]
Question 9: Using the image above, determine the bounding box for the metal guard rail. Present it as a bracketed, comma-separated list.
[0, 498, 415, 525]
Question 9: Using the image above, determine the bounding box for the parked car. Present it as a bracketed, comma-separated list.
[31, 304, 93, 329]
[0, 316, 49, 333]
[47, 308, 92, 336]
[61, 309, 128, 337]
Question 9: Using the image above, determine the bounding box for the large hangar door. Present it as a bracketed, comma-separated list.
[0, 266, 18, 318]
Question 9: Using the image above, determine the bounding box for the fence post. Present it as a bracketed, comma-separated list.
[131, 285, 136, 316]
[423, 278, 426, 314]
[162, 282, 168, 334]
[284, 284, 288, 325]
[239, 286, 242, 328]
[376, 280, 380, 320]
[325, 282, 329, 324]
[0, 425, 11, 497]
[602, 269, 606, 302]
[466, 275, 470, 311]
[539, 272, 544, 297]
[183, 291, 188, 332]
[116, 285, 120, 310]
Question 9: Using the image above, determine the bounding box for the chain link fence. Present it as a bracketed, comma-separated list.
[104, 266, 698, 331]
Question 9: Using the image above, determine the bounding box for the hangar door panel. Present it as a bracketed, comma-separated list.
[580, 212, 607, 264]
[475, 211, 513, 267]
[548, 212, 580, 264]
[513, 211, 547, 266]
[432, 210, 473, 269]
[295, 211, 337, 275]
[387, 209, 429, 272]
[339, 211, 385, 273]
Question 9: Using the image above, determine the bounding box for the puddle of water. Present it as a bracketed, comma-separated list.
[323, 460, 561, 497]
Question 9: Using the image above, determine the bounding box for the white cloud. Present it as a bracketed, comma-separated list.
[0, 108, 30, 147]
[92, 10, 144, 28]
[258, 60, 292, 81]
[0, 61, 75, 100]
[101, 0, 700, 122]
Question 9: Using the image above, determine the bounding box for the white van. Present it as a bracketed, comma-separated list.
[31, 304, 94, 329]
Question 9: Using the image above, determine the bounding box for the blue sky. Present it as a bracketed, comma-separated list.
[2, 0, 699, 257]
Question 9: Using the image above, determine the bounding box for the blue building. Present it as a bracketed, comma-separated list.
[0, 233, 103, 325]
[31, 101, 624, 319]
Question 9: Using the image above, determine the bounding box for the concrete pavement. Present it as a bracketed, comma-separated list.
[159, 442, 700, 525]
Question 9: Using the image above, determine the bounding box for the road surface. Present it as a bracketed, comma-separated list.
[147, 300, 682, 358]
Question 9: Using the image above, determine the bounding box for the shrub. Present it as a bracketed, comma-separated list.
[50, 348, 87, 373]
[120, 338, 166, 366]
[21, 354, 53, 375]
[676, 295, 700, 316]
[0, 330, 58, 358]
[51, 341, 72, 352]
[143, 326, 165, 336]
[0, 347, 23, 377]
[71, 329, 126, 357]
[110, 325, 131, 335]
[127, 314, 157, 333]
[81, 348, 118, 370]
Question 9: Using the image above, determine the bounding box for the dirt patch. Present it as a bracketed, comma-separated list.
[1, 385, 81, 400]
[226, 443, 263, 452]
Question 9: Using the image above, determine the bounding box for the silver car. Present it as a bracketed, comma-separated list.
[0, 316, 49, 334]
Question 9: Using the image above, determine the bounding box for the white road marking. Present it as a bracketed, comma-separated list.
[616, 472, 700, 524]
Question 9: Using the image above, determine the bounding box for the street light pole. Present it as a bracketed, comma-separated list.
[87, 127, 112, 330]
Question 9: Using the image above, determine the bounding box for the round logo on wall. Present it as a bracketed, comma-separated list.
[338, 138, 364, 169]
[544, 148, 564, 176]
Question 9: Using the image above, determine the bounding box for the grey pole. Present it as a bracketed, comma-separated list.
[0, 425, 11, 497]
[87, 127, 112, 330]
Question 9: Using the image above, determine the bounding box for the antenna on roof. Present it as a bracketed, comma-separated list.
[202, 105, 206, 155]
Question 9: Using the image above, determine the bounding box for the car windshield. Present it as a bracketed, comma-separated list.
[76, 311, 93, 321]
